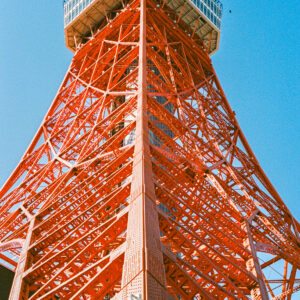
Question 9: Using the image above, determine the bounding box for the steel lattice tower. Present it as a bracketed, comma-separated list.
[0, 0, 299, 299]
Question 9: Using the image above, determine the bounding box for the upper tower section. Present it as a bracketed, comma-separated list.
[64, 0, 222, 54]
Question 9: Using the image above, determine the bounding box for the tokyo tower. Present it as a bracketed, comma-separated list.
[0, 0, 299, 299]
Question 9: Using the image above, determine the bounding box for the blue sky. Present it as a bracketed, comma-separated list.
[0, 1, 299, 218]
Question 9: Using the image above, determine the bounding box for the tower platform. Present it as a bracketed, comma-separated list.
[64, 0, 222, 53]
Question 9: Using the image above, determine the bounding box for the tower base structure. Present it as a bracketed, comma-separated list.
[0, 0, 299, 299]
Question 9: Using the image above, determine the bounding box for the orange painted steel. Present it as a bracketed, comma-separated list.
[0, 0, 299, 299]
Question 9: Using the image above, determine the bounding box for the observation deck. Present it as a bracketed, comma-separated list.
[64, 0, 222, 54]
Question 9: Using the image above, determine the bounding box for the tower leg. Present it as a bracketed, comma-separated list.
[9, 219, 35, 300]
[120, 0, 167, 299]
[243, 222, 269, 300]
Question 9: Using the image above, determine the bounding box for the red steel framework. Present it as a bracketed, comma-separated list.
[0, 0, 299, 299]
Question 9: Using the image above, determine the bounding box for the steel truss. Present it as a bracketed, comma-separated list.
[0, 0, 299, 299]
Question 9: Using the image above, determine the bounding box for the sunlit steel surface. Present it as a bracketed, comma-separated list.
[1, 0, 299, 299]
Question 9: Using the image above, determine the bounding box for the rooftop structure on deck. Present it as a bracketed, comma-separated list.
[64, 0, 222, 53]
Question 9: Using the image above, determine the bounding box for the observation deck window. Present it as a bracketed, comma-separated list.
[64, 0, 95, 27]
[190, 0, 223, 29]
